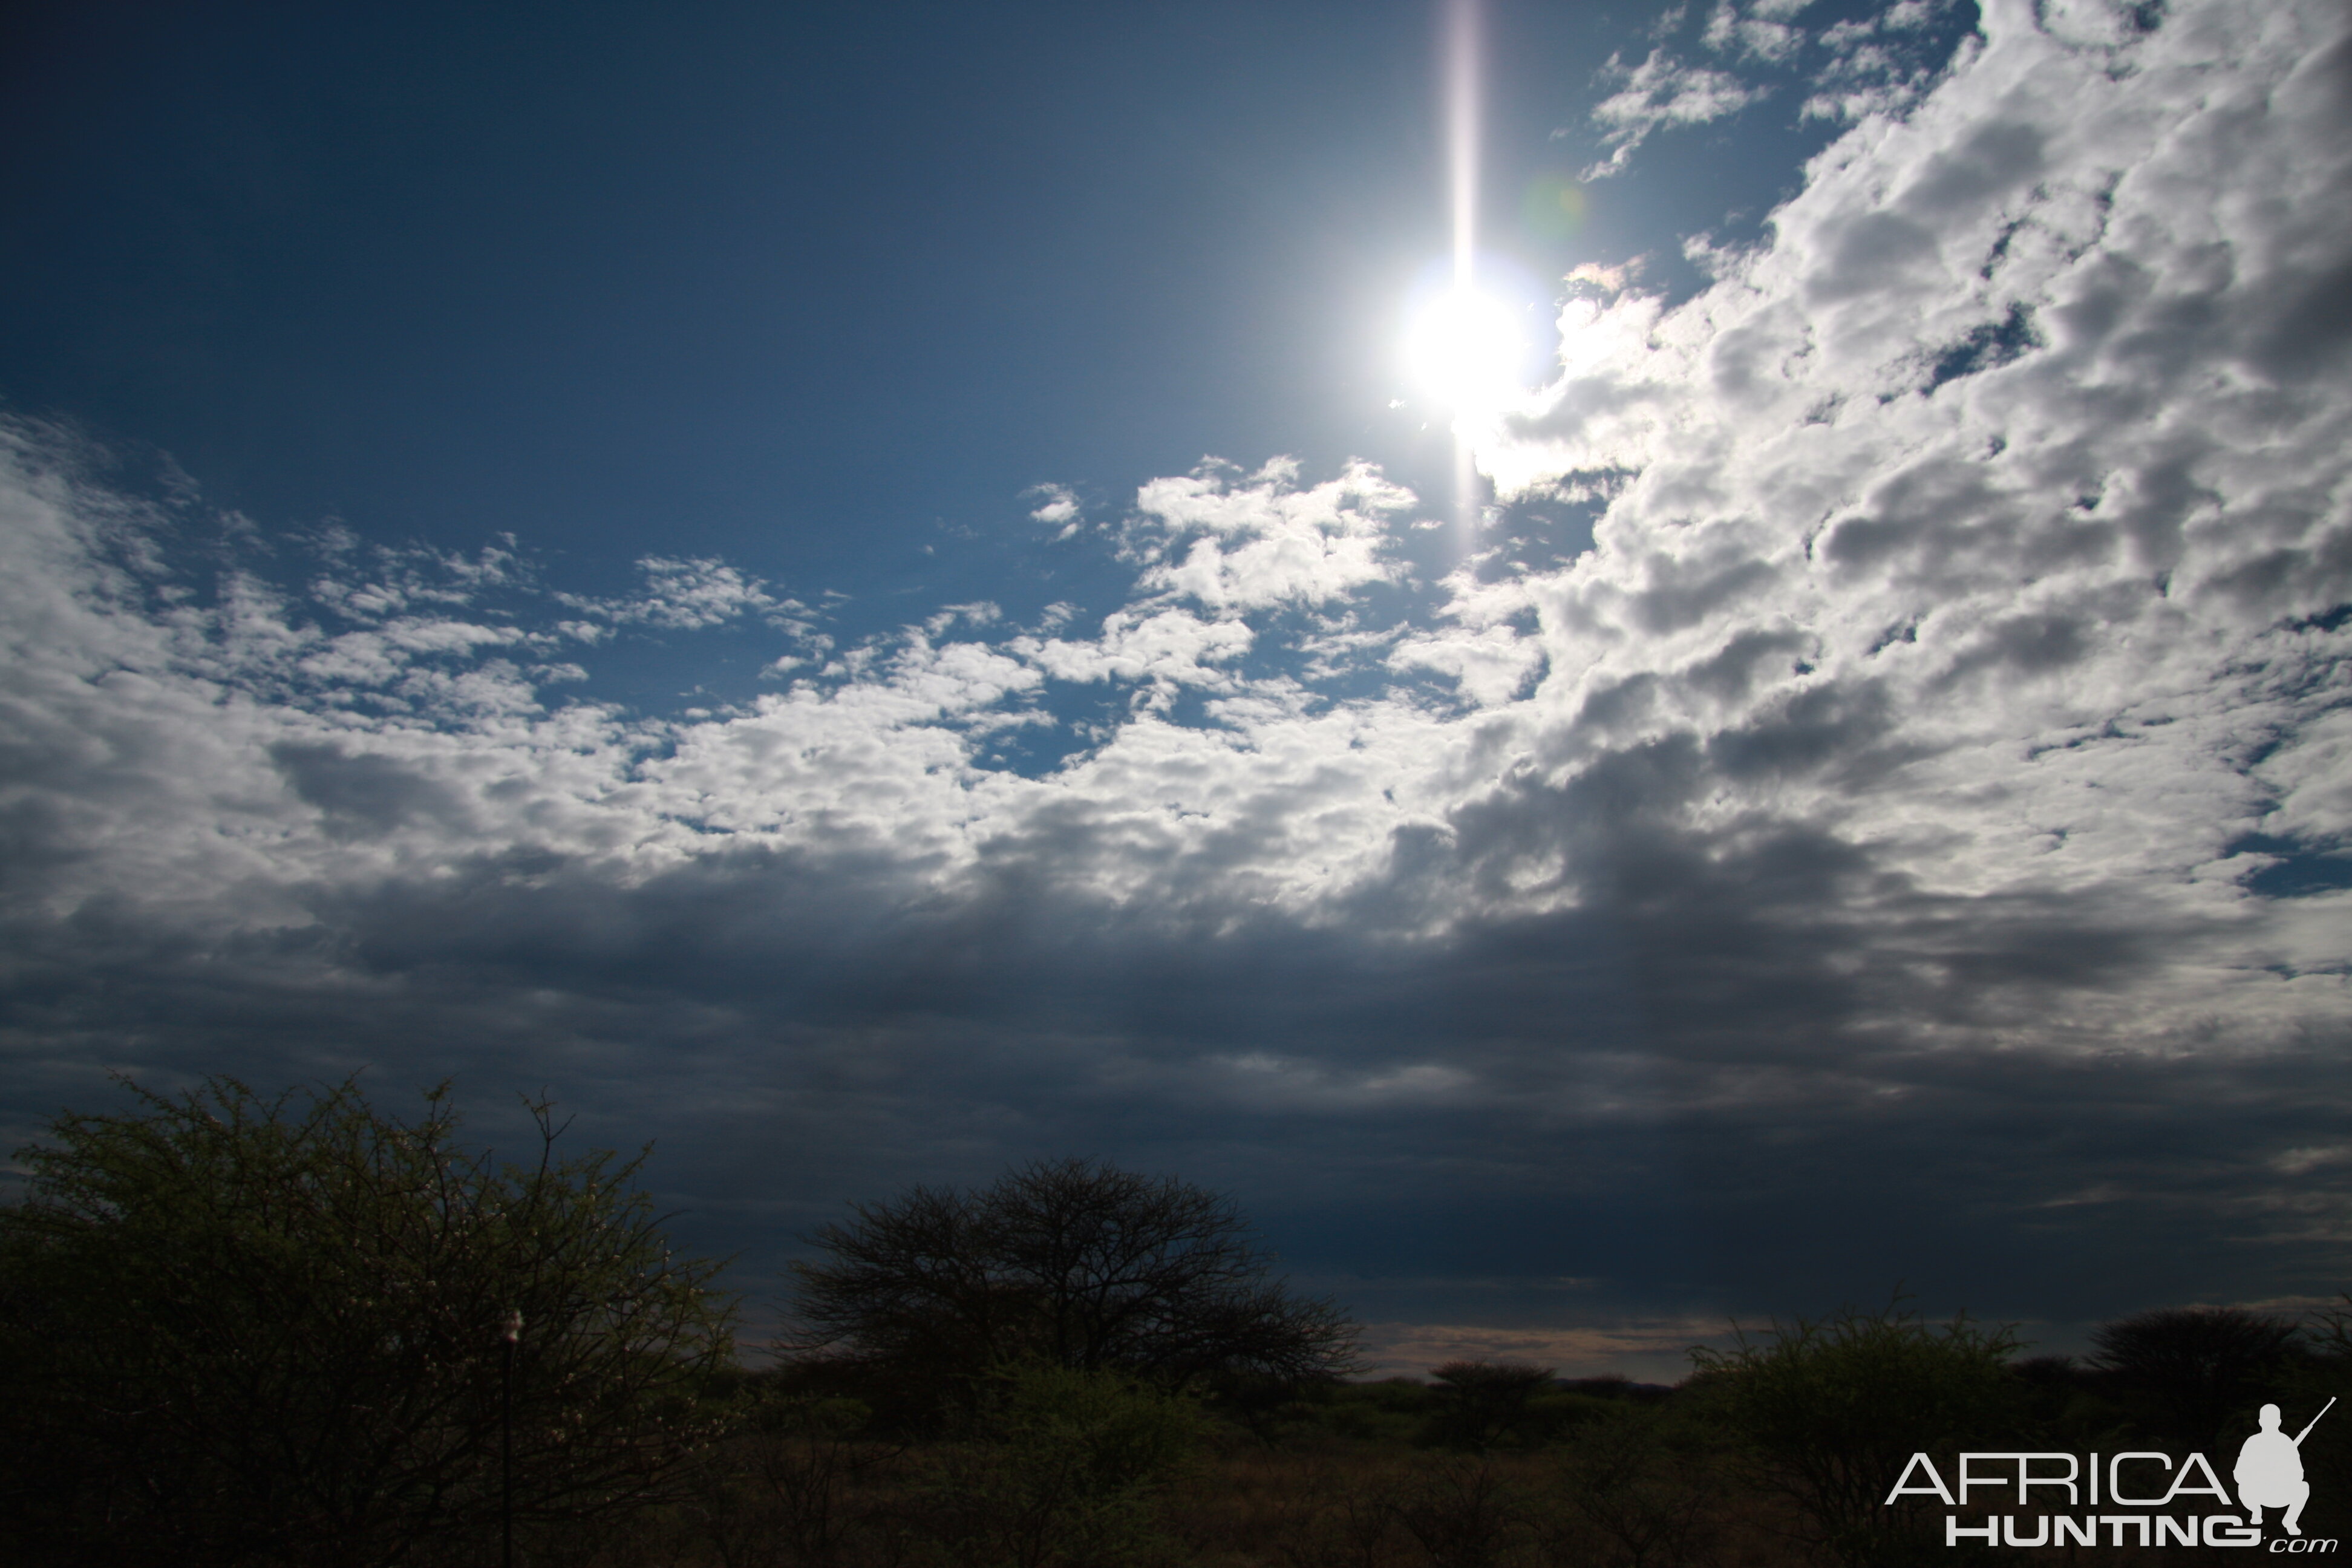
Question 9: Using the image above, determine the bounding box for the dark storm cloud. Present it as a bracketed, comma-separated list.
[8, 730, 2341, 1342]
[4, 0, 2351, 1362]
[271, 742, 474, 838]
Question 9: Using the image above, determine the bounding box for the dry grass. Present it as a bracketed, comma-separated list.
[512, 1427, 2330, 1568]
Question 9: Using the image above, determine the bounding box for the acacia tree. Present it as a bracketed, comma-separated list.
[1426, 1361, 1560, 1451]
[788, 1157, 1359, 1415]
[2088, 1305, 2302, 1452]
[0, 1076, 738, 1568]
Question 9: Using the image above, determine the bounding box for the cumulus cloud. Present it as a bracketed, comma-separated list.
[1121, 457, 1417, 613]
[1013, 608, 1254, 700]
[1027, 482, 1083, 538]
[1480, 0, 2352, 973]
[4, 0, 2350, 1338]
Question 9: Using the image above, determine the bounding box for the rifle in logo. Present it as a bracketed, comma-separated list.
[2239, 1397, 2333, 1538]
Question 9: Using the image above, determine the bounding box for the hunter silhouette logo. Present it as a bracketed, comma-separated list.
[1886, 1396, 2339, 1550]
[2239, 1397, 2331, 1538]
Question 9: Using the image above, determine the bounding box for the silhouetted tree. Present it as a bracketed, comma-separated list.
[788, 1157, 1359, 1420]
[0, 1076, 737, 1568]
[1424, 1360, 1558, 1451]
[2088, 1305, 2301, 1452]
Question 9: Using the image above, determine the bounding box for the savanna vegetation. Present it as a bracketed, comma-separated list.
[4, 1077, 2348, 1566]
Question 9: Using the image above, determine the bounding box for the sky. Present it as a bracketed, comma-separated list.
[2, 0, 2348, 1380]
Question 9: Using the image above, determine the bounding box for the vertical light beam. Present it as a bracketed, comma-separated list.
[1443, 0, 1483, 536]
[1446, 0, 1479, 295]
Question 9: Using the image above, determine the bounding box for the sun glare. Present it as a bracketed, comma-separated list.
[1405, 287, 1527, 411]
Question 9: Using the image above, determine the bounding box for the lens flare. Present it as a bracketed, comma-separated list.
[1446, 0, 1478, 293]
[1439, 0, 1489, 531]
[1520, 174, 1590, 241]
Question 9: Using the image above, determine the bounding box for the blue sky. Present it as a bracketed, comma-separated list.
[4, 0, 2350, 1377]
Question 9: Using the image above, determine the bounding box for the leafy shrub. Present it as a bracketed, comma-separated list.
[1688, 1294, 2023, 1568]
[0, 1076, 736, 1568]
[1541, 1402, 1723, 1568]
[1389, 1456, 1524, 1568]
[916, 1361, 1205, 1568]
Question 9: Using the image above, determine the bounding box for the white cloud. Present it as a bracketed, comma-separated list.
[1465, 0, 2351, 1002]
[560, 555, 781, 630]
[1027, 482, 1083, 538]
[4, 0, 2339, 979]
[1012, 607, 1254, 699]
[1703, 1, 1805, 64]
[4, 0, 2345, 1001]
[1389, 623, 1546, 707]
[1122, 458, 1416, 612]
[1583, 48, 1771, 179]
[1803, 0, 1965, 122]
[2, 0, 2350, 1320]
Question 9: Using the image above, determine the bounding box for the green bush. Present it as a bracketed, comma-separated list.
[0, 1076, 737, 1567]
[1688, 1294, 2024, 1568]
[918, 1361, 1206, 1568]
[1543, 1401, 1725, 1568]
[1388, 1455, 1524, 1568]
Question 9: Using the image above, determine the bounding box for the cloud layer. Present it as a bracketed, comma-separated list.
[3, 0, 2348, 1353]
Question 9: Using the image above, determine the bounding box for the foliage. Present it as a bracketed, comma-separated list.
[1544, 1402, 1723, 1568]
[682, 1391, 900, 1568]
[0, 1076, 737, 1568]
[24, 1079, 2345, 1568]
[1388, 1456, 1524, 1568]
[1310, 1379, 1440, 1446]
[916, 1361, 1206, 1568]
[1688, 1293, 2024, 1568]
[788, 1157, 1361, 1422]
[2287, 1296, 2352, 1539]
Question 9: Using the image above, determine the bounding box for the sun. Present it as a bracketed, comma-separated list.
[1404, 286, 1528, 411]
